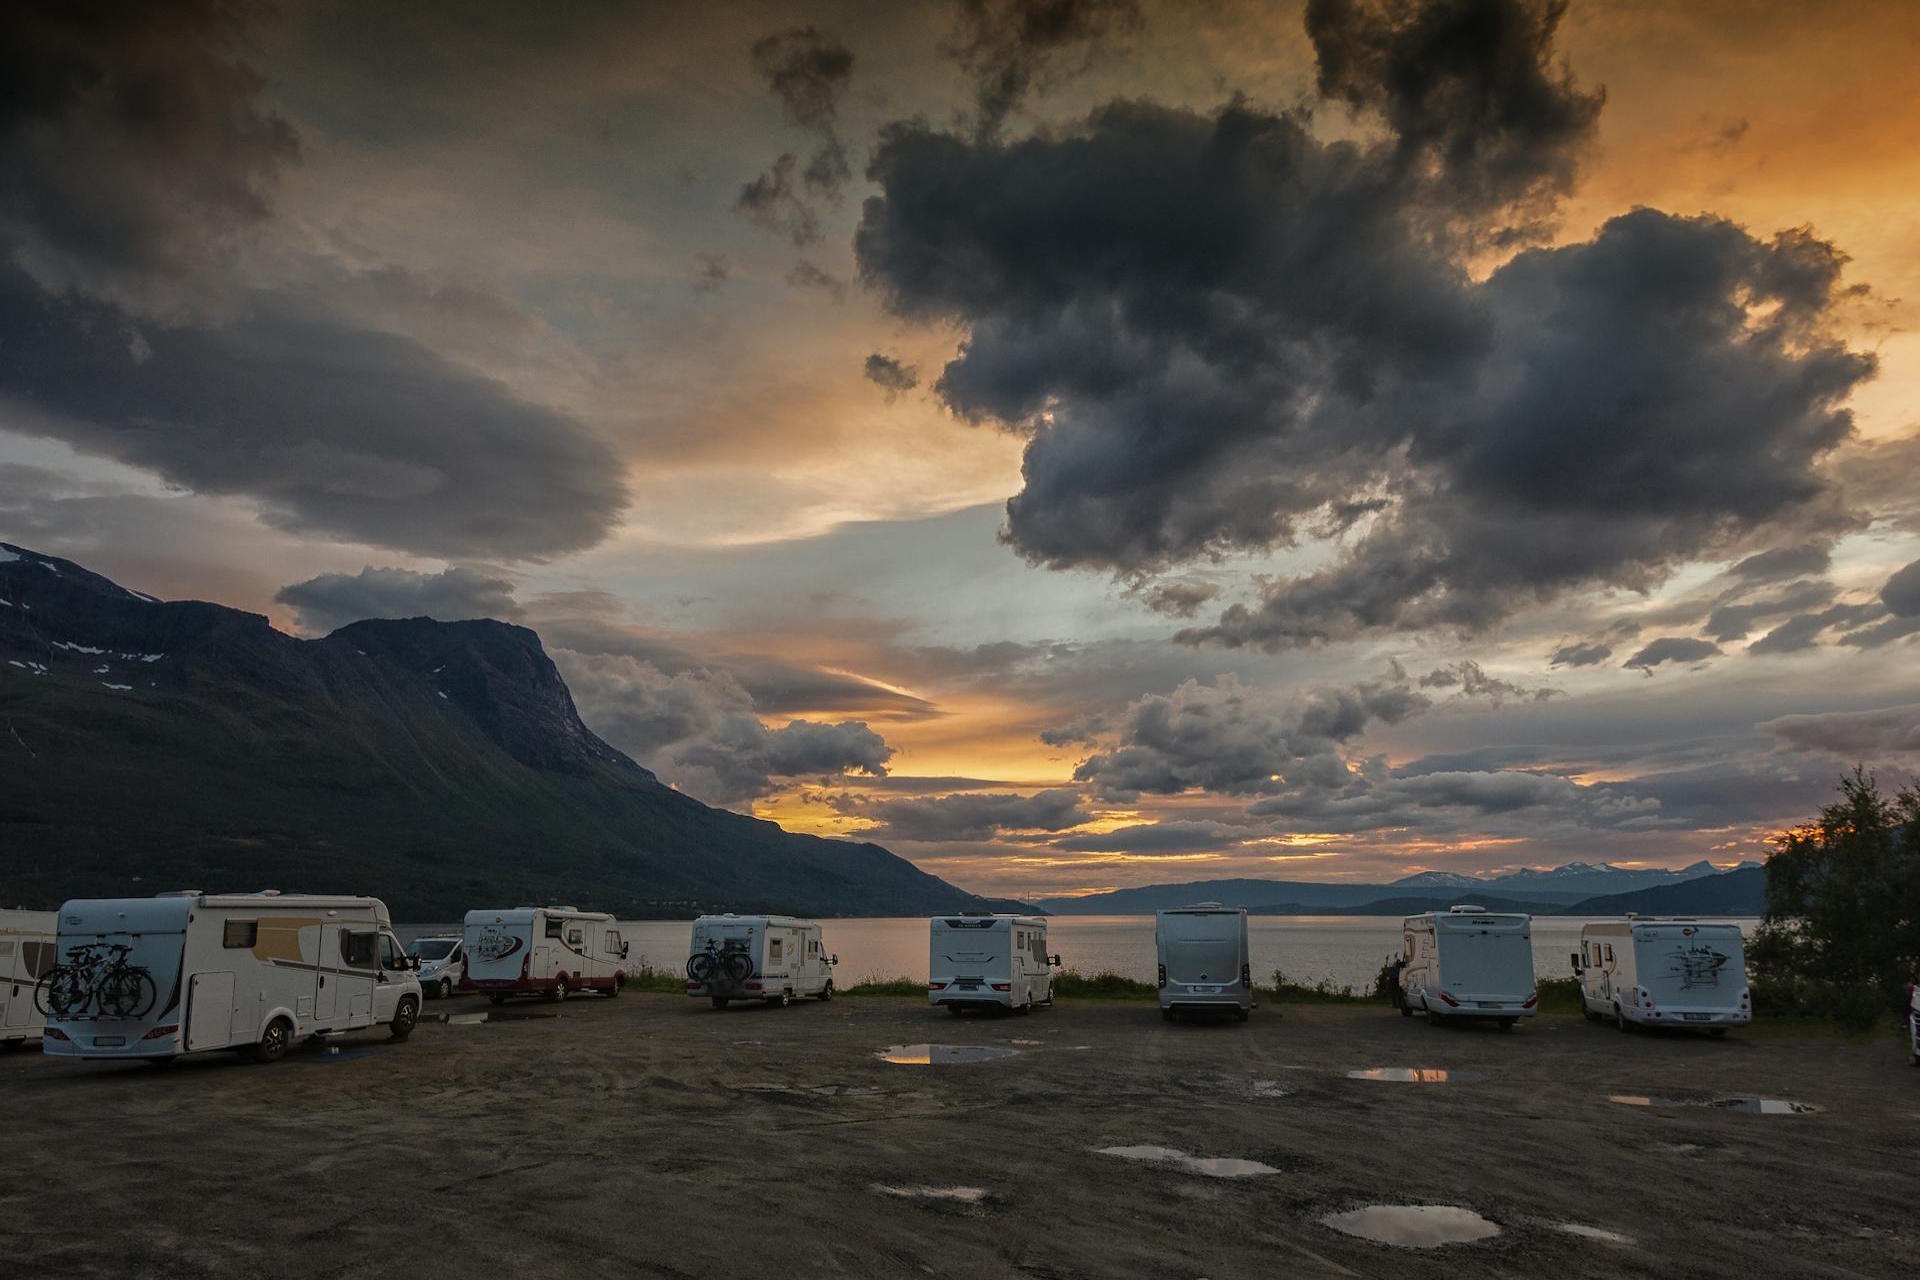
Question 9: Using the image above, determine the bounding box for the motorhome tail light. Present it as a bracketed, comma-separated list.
[1437, 991, 1459, 1007]
[520, 951, 531, 978]
[991, 983, 1011, 992]
[1522, 994, 1538, 1009]
[743, 981, 762, 991]
[1157, 965, 1166, 989]
[1240, 964, 1251, 989]
[141, 1024, 179, 1041]
[927, 981, 948, 990]
[42, 1026, 69, 1041]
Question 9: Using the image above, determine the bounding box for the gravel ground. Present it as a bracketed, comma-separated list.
[1, 994, 1914, 1278]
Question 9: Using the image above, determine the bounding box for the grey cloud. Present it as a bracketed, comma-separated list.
[0, 264, 628, 559]
[785, 260, 847, 301]
[1839, 613, 1920, 650]
[859, 0, 1875, 650]
[1748, 602, 1886, 655]
[692, 252, 733, 293]
[852, 788, 1090, 842]
[1623, 636, 1721, 672]
[1416, 659, 1556, 704]
[738, 27, 854, 244]
[1882, 558, 1920, 618]
[1137, 580, 1220, 618]
[1728, 541, 1832, 582]
[863, 353, 920, 402]
[947, 0, 1143, 139]
[1760, 704, 1920, 760]
[1050, 819, 1254, 854]
[0, 0, 297, 294]
[554, 653, 892, 805]
[1703, 579, 1835, 642]
[276, 566, 521, 635]
[1549, 640, 1610, 667]
[1069, 674, 1428, 800]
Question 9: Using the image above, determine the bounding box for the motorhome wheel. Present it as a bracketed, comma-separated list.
[550, 977, 569, 1002]
[1400, 1002, 1413, 1018]
[251, 1017, 293, 1064]
[949, 1004, 964, 1016]
[774, 992, 791, 1008]
[1498, 1018, 1516, 1032]
[1708, 1028, 1726, 1038]
[438, 978, 453, 1000]
[1020, 996, 1033, 1015]
[1615, 1005, 1633, 1032]
[711, 997, 729, 1009]
[606, 977, 622, 997]
[388, 997, 419, 1042]
[489, 993, 508, 1005]
[1235, 1007, 1250, 1022]
[817, 982, 833, 1001]
[1426, 1009, 1443, 1026]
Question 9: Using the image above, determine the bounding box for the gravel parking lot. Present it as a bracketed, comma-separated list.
[2, 995, 1913, 1278]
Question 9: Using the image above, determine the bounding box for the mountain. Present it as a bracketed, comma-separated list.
[1562, 867, 1767, 917]
[0, 543, 1022, 919]
[1249, 895, 1558, 917]
[1035, 879, 1507, 914]
[1389, 871, 1484, 888]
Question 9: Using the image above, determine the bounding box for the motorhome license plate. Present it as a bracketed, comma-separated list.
[1193, 985, 1220, 994]
[1682, 1013, 1711, 1021]
[94, 1036, 125, 1047]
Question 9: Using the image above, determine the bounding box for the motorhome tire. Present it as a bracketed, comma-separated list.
[252, 1018, 293, 1064]
[1161, 1007, 1174, 1022]
[1426, 1009, 1442, 1026]
[1020, 997, 1033, 1015]
[776, 992, 791, 1008]
[1708, 1028, 1726, 1038]
[388, 996, 419, 1042]
[549, 978, 568, 1002]
[1400, 1002, 1413, 1018]
[1234, 1008, 1249, 1022]
[1498, 1018, 1516, 1031]
[606, 977, 621, 997]
[438, 978, 453, 1000]
[949, 1003, 964, 1016]
[488, 993, 507, 1005]
[711, 997, 729, 1009]
[818, 982, 832, 1001]
[1615, 1006, 1632, 1032]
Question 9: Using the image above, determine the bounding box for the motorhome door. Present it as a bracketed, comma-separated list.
[187, 971, 236, 1051]
[316, 922, 343, 1020]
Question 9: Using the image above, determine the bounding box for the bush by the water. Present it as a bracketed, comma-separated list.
[1053, 970, 1158, 998]
[1754, 767, 1920, 1031]
[623, 959, 689, 993]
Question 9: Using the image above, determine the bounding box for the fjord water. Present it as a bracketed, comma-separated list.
[589, 914, 1759, 991]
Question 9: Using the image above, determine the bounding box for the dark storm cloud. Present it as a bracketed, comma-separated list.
[1067, 675, 1428, 800]
[1416, 659, 1555, 704]
[851, 788, 1090, 842]
[785, 260, 847, 302]
[1137, 580, 1220, 619]
[0, 266, 627, 560]
[863, 353, 920, 402]
[1747, 602, 1886, 656]
[1702, 579, 1836, 642]
[858, 0, 1876, 649]
[1883, 558, 1920, 618]
[1306, 0, 1602, 232]
[1760, 704, 1920, 760]
[737, 26, 854, 246]
[1549, 640, 1610, 667]
[1728, 541, 1832, 583]
[555, 653, 893, 805]
[276, 566, 522, 634]
[1838, 613, 1920, 650]
[946, 0, 1143, 139]
[1623, 636, 1721, 672]
[0, 0, 297, 291]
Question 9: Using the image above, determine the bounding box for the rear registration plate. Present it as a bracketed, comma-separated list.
[1682, 1013, 1712, 1022]
[1192, 985, 1221, 995]
[94, 1036, 126, 1047]
[1476, 1002, 1502, 1008]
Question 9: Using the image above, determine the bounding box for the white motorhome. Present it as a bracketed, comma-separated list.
[1397, 907, 1537, 1029]
[2, 909, 58, 1048]
[42, 891, 421, 1063]
[462, 907, 628, 1002]
[1156, 903, 1253, 1022]
[1574, 918, 1751, 1034]
[928, 914, 1058, 1015]
[686, 914, 836, 1008]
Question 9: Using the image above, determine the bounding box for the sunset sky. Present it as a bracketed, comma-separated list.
[4, 0, 1918, 899]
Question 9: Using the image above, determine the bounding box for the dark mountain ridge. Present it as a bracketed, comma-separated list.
[0, 542, 1020, 919]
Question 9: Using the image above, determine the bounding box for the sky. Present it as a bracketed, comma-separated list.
[3, 0, 1918, 900]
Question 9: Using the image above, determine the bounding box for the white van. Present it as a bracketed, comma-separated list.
[928, 914, 1057, 1015]
[463, 907, 628, 1002]
[1398, 906, 1537, 1029]
[2, 910, 58, 1048]
[1156, 903, 1253, 1021]
[406, 935, 465, 1000]
[686, 914, 836, 1008]
[1574, 918, 1751, 1034]
[42, 891, 421, 1063]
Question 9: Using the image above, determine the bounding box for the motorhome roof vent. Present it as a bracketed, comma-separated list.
[1449, 904, 1487, 913]
[1193, 901, 1225, 909]
[257, 889, 281, 896]
[157, 889, 203, 897]
[550, 905, 578, 912]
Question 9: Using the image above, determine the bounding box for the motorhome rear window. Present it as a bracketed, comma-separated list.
[341, 931, 378, 969]
[223, 920, 258, 949]
[1604, 944, 1614, 962]
[770, 938, 784, 962]
[545, 917, 564, 938]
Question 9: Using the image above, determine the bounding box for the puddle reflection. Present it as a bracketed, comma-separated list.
[1347, 1068, 1482, 1083]
[1555, 1223, 1634, 1244]
[877, 1044, 1019, 1064]
[1093, 1145, 1279, 1178]
[1321, 1205, 1499, 1247]
[871, 1184, 989, 1203]
[1609, 1095, 1818, 1114]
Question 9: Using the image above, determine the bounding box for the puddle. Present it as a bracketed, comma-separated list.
[871, 1184, 989, 1203]
[877, 1044, 1019, 1065]
[1092, 1146, 1279, 1178]
[292, 1049, 372, 1064]
[1555, 1224, 1634, 1244]
[1347, 1068, 1482, 1083]
[1320, 1205, 1499, 1248]
[445, 1012, 489, 1026]
[1608, 1095, 1818, 1114]
[1011, 1039, 1043, 1045]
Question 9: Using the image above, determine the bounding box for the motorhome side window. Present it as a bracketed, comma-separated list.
[770, 938, 783, 963]
[22, 941, 55, 978]
[566, 927, 583, 946]
[341, 931, 379, 969]
[545, 917, 564, 939]
[606, 931, 620, 954]
[1031, 933, 1046, 964]
[379, 933, 406, 970]
[223, 920, 258, 949]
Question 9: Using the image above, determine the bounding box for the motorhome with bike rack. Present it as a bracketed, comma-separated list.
[928, 914, 1058, 1015]
[1, 909, 58, 1048]
[1396, 906, 1537, 1029]
[1156, 904, 1254, 1021]
[686, 914, 835, 1008]
[462, 907, 628, 1002]
[1573, 918, 1751, 1034]
[40, 891, 422, 1063]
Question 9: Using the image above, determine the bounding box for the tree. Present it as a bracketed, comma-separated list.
[1754, 767, 1920, 1028]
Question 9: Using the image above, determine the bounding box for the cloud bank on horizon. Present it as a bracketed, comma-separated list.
[3, 0, 1917, 896]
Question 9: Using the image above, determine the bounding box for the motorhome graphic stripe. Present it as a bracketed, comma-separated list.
[266, 959, 387, 981]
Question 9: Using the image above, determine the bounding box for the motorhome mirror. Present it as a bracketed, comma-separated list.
[830, 954, 839, 966]
[1569, 952, 1581, 971]
[621, 942, 631, 959]
[1050, 953, 1062, 967]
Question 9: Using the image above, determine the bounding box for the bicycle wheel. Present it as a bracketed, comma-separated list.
[100, 968, 157, 1019]
[41, 968, 94, 1019]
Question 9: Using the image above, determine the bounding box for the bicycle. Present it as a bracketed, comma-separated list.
[35, 943, 157, 1020]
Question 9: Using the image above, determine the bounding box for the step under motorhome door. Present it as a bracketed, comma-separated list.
[187, 971, 236, 1051]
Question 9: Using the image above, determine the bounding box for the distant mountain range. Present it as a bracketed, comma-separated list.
[1039, 861, 1766, 918]
[0, 543, 1022, 919]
